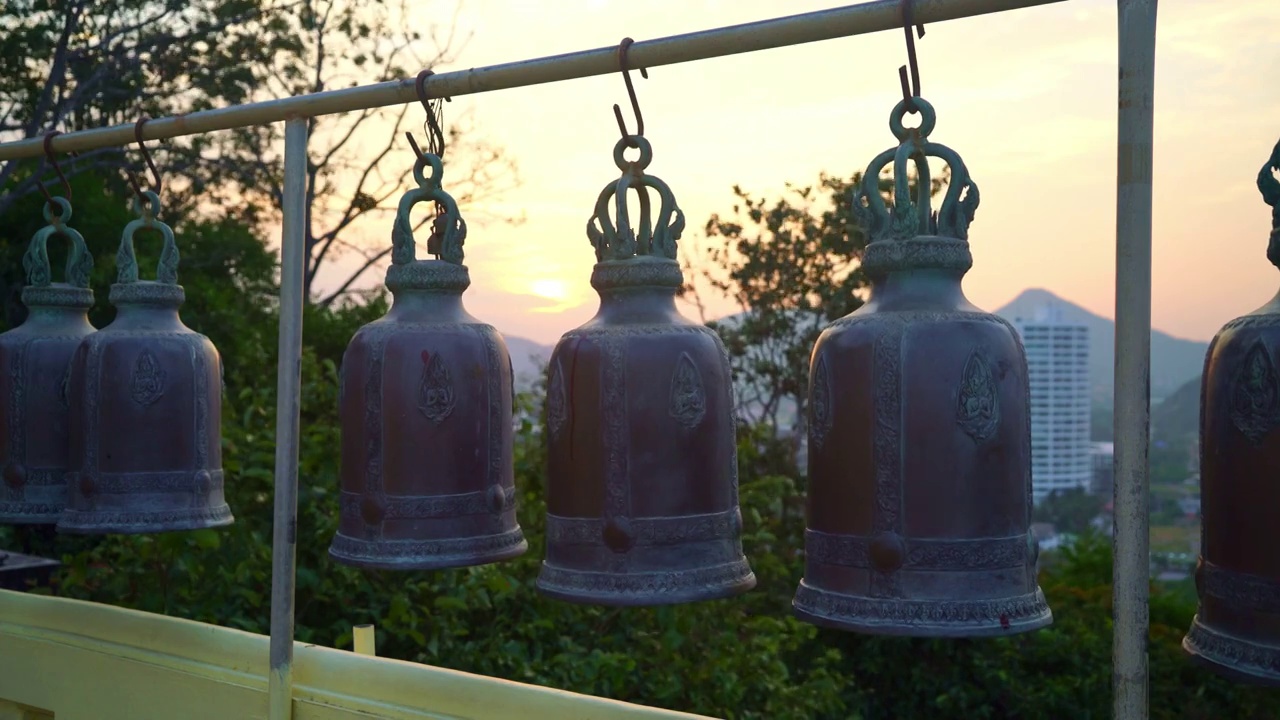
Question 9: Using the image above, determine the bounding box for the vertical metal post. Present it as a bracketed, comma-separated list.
[269, 117, 308, 720]
[1113, 1, 1157, 719]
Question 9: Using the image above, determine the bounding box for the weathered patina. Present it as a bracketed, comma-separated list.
[793, 98, 1051, 636]
[59, 190, 230, 534]
[537, 135, 755, 606]
[0, 197, 96, 524]
[328, 149, 526, 570]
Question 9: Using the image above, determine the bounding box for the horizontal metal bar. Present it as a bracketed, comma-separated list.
[0, 0, 1064, 160]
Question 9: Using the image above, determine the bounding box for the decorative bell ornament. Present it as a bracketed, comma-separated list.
[58, 191, 231, 534]
[0, 198, 95, 524]
[1182, 140, 1280, 686]
[537, 135, 755, 606]
[328, 150, 526, 570]
[792, 98, 1052, 636]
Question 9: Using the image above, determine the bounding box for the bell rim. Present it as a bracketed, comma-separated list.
[589, 256, 684, 292]
[55, 504, 234, 535]
[861, 235, 974, 278]
[385, 259, 471, 294]
[791, 582, 1053, 638]
[20, 284, 94, 309]
[109, 281, 186, 308]
[1183, 615, 1280, 687]
[327, 527, 527, 571]
[535, 559, 756, 607]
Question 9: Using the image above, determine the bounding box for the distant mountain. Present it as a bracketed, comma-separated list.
[1150, 375, 1201, 444]
[503, 335, 553, 389]
[994, 288, 1208, 406]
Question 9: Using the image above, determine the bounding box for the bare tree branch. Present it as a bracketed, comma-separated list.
[316, 245, 394, 307]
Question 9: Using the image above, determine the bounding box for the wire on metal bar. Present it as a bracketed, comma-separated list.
[898, 0, 926, 113]
[408, 68, 453, 259]
[414, 68, 449, 160]
[612, 37, 648, 144]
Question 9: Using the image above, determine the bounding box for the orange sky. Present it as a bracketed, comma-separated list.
[310, 0, 1280, 346]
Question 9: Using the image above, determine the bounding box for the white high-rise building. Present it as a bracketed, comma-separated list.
[1013, 304, 1092, 503]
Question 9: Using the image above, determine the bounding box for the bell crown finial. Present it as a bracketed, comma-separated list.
[23, 196, 93, 289]
[116, 190, 180, 286]
[1259, 139, 1280, 269]
[852, 98, 980, 244]
[392, 151, 467, 267]
[586, 135, 686, 263]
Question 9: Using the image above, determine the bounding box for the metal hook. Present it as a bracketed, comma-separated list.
[404, 131, 427, 162]
[128, 117, 162, 200]
[898, 0, 926, 114]
[414, 68, 448, 160]
[38, 131, 72, 217]
[613, 37, 648, 143]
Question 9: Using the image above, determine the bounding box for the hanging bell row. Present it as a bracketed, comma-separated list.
[331, 98, 1048, 628]
[0, 97, 1075, 639]
[0, 192, 230, 534]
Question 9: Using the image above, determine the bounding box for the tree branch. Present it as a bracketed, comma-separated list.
[316, 245, 393, 307]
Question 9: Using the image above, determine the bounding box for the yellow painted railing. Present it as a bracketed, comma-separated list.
[0, 590, 713, 720]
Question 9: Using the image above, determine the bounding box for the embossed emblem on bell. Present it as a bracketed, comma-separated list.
[1182, 139, 1280, 686]
[327, 147, 526, 570]
[58, 191, 231, 534]
[536, 134, 755, 606]
[792, 98, 1052, 636]
[0, 198, 96, 524]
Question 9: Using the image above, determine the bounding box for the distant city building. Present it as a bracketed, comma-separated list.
[1014, 304, 1092, 503]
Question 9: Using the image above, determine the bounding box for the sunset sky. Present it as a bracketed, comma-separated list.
[309, 0, 1280, 346]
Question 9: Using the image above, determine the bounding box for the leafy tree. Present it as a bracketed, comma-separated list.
[0, 0, 523, 304]
[1033, 487, 1105, 536]
[681, 169, 944, 465]
[0, 0, 301, 215]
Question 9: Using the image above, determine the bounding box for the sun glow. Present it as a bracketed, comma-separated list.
[530, 279, 569, 302]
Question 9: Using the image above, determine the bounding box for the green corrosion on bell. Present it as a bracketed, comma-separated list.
[794, 97, 1052, 637]
[586, 135, 686, 262]
[852, 97, 981, 243]
[392, 151, 467, 266]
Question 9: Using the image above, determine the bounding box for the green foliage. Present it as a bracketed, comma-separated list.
[1033, 487, 1104, 536]
[0, 0, 304, 218]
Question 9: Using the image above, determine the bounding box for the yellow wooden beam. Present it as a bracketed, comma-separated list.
[352, 625, 376, 657]
[0, 590, 714, 720]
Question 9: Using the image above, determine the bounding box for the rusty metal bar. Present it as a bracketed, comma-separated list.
[0, 0, 1065, 160]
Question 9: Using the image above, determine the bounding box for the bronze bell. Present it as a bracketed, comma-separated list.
[328, 150, 526, 570]
[0, 198, 95, 524]
[1182, 139, 1280, 686]
[58, 191, 231, 534]
[537, 135, 756, 606]
[792, 98, 1052, 636]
